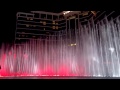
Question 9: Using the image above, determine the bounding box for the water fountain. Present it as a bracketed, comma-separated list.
[0, 16, 120, 78]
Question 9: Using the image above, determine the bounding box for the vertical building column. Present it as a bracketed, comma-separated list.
[68, 16, 71, 45]
[39, 13, 41, 18]
[52, 15, 53, 21]
[15, 13, 18, 44]
[46, 14, 47, 19]
[78, 14, 80, 30]
[66, 17, 67, 31]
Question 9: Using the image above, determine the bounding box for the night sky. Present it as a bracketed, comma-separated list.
[0, 1, 119, 45]
[0, 10, 63, 44]
[0, 1, 65, 45]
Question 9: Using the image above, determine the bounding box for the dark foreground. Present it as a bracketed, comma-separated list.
[0, 76, 120, 79]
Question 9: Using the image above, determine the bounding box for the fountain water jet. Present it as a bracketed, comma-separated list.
[0, 16, 120, 77]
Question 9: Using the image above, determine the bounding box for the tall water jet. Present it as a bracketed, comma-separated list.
[0, 15, 120, 77]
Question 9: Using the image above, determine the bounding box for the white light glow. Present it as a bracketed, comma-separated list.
[109, 47, 114, 53]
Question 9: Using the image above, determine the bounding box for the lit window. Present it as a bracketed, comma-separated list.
[29, 25, 32, 27]
[53, 26, 55, 29]
[26, 24, 29, 27]
[56, 23, 58, 25]
[22, 35, 25, 37]
[27, 17, 29, 20]
[44, 28, 45, 30]
[43, 21, 46, 25]
[40, 21, 42, 23]
[56, 26, 58, 29]
[53, 21, 55, 24]
[30, 18, 33, 20]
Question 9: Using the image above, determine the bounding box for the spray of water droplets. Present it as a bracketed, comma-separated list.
[0, 16, 120, 77]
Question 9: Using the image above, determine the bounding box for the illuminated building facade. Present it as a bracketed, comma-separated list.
[15, 11, 119, 44]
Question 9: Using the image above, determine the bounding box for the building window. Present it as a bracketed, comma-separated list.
[30, 18, 33, 20]
[33, 25, 36, 27]
[56, 26, 58, 30]
[53, 26, 55, 29]
[40, 21, 42, 23]
[43, 21, 46, 25]
[44, 28, 45, 30]
[27, 17, 29, 20]
[26, 24, 29, 27]
[21, 35, 25, 37]
[53, 21, 55, 24]
[32, 36, 36, 38]
[41, 14, 46, 19]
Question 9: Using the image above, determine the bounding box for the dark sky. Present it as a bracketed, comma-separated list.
[0, 10, 63, 44]
[0, 1, 119, 44]
[0, 2, 65, 44]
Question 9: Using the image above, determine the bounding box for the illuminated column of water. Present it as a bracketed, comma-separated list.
[105, 17, 115, 76]
[30, 40, 32, 74]
[62, 32, 65, 72]
[53, 34, 55, 70]
[54, 34, 56, 69]
[84, 23, 91, 76]
[44, 38, 47, 74]
[52, 35, 54, 70]
[81, 23, 90, 76]
[23, 43, 27, 74]
[98, 21, 107, 76]
[108, 18, 117, 76]
[95, 22, 104, 76]
[92, 17, 101, 76]
[47, 35, 50, 68]
[38, 39, 41, 73]
[99, 20, 108, 76]
[75, 16, 79, 75]
[77, 23, 82, 75]
[56, 32, 59, 74]
[58, 31, 61, 68]
[58, 31, 61, 69]
[41, 39, 44, 73]
[61, 31, 64, 69]
[33, 40, 36, 74]
[116, 17, 120, 76]
[109, 17, 120, 76]
[33, 40, 37, 74]
[49, 35, 52, 70]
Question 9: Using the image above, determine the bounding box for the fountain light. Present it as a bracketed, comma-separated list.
[109, 47, 115, 53]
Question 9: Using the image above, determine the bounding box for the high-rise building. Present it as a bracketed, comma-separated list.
[15, 11, 119, 44]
